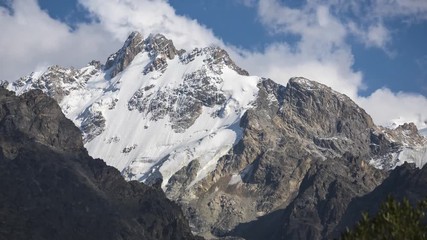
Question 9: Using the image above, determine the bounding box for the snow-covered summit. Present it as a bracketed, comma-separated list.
[9, 32, 260, 188]
[8, 32, 427, 190]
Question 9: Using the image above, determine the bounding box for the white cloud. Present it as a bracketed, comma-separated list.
[357, 88, 427, 128]
[0, 0, 221, 81]
[78, 0, 222, 51]
[366, 24, 391, 48]
[373, 0, 427, 20]
[0, 0, 121, 81]
[236, 0, 257, 8]
[257, 1, 347, 46]
[348, 22, 392, 50]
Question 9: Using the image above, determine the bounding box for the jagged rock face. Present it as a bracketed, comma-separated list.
[181, 46, 249, 76]
[105, 32, 180, 78]
[126, 69, 227, 132]
[164, 78, 421, 238]
[226, 156, 385, 240]
[9, 31, 257, 187]
[0, 88, 199, 240]
[105, 31, 144, 78]
[0, 80, 8, 88]
[0, 88, 83, 153]
[12, 64, 101, 103]
[280, 77, 375, 156]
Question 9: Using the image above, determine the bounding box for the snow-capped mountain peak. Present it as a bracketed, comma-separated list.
[9, 32, 260, 188]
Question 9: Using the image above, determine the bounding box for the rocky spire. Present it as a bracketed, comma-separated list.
[104, 32, 181, 78]
[104, 31, 144, 78]
[145, 33, 179, 60]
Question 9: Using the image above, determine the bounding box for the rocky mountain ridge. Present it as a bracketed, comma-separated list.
[6, 31, 427, 239]
[165, 77, 426, 238]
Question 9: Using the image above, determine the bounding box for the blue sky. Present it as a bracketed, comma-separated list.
[0, 0, 426, 127]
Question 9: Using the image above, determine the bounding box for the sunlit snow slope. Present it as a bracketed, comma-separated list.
[10, 32, 259, 187]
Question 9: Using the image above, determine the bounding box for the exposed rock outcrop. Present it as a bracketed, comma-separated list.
[105, 31, 145, 78]
[0, 87, 199, 240]
[166, 77, 421, 239]
[105, 32, 181, 78]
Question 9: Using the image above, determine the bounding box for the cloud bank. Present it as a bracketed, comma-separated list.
[0, 0, 120, 82]
[79, 0, 221, 50]
[0, 0, 426, 129]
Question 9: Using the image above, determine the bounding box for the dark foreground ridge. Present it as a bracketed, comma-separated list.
[0, 87, 200, 240]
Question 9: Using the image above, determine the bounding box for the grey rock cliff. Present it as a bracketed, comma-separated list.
[105, 32, 181, 78]
[165, 77, 413, 239]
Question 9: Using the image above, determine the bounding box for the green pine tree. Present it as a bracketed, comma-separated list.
[342, 196, 427, 240]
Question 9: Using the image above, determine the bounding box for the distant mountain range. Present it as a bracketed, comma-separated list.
[2, 31, 427, 239]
